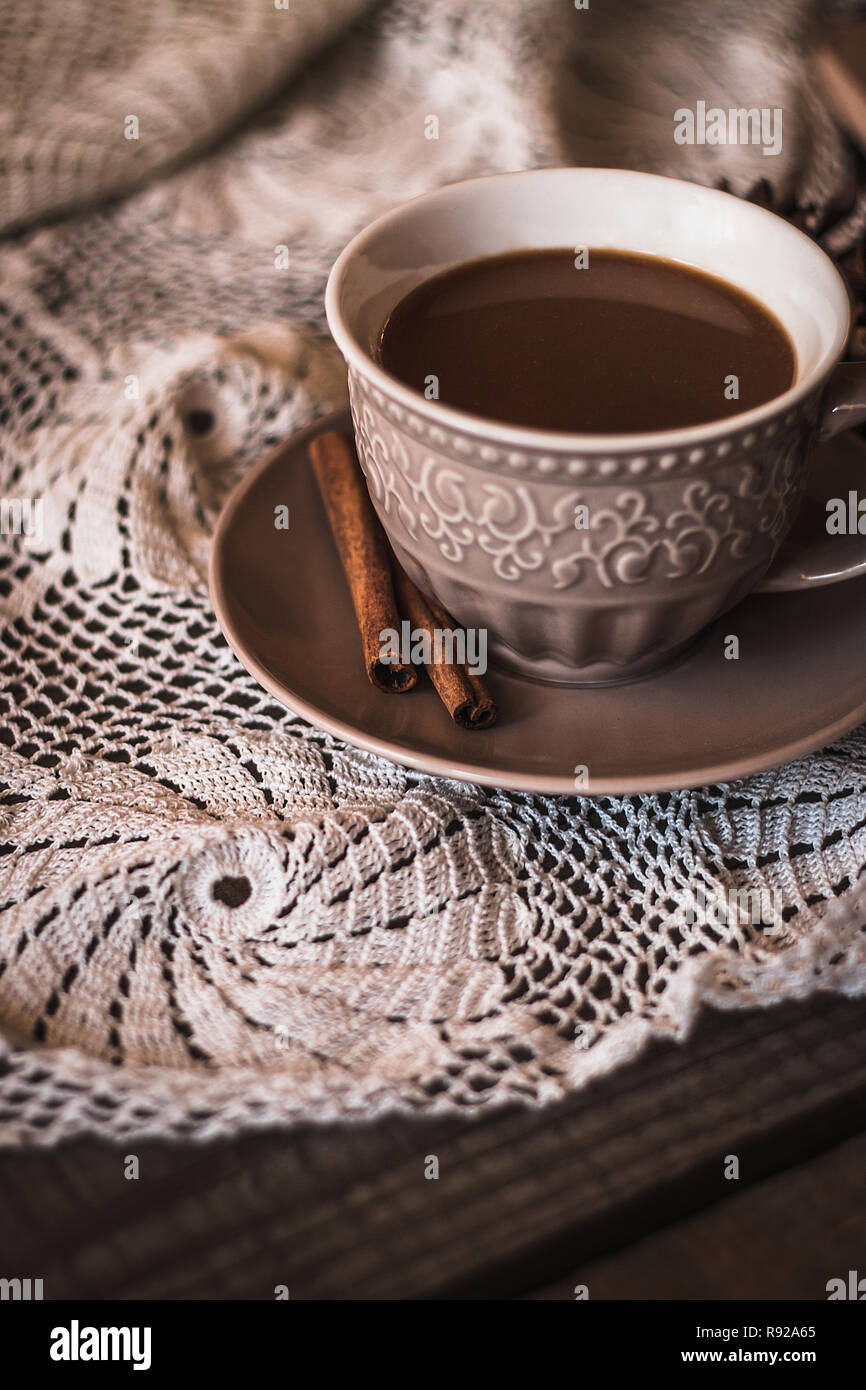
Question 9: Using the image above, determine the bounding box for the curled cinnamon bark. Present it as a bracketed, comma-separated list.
[308, 430, 416, 693]
[392, 563, 497, 730]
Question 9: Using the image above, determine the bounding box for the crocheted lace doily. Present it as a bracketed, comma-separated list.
[1, 0, 866, 1145]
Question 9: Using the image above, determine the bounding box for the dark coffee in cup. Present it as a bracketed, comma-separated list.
[377, 248, 796, 434]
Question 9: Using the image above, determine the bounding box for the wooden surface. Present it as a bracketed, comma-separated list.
[533, 1129, 866, 1300]
[1, 992, 865, 1299]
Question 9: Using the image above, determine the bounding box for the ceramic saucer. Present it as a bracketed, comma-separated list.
[209, 411, 866, 796]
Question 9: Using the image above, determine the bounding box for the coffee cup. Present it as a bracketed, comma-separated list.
[325, 168, 866, 685]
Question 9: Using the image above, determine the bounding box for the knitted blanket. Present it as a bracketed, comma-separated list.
[1, 0, 865, 1146]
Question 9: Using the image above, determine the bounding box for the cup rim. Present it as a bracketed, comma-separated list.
[325, 167, 851, 454]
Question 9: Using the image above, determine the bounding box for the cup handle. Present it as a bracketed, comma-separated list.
[817, 360, 866, 441]
[755, 360, 866, 594]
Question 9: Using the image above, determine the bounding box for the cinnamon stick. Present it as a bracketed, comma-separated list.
[392, 563, 497, 730]
[309, 431, 416, 693]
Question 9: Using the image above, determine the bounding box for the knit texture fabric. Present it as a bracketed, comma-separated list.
[1, 0, 866, 1145]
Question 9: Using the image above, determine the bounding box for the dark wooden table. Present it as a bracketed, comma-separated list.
[1, 991, 865, 1299]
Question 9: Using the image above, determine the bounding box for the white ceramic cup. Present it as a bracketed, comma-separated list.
[326, 169, 866, 685]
